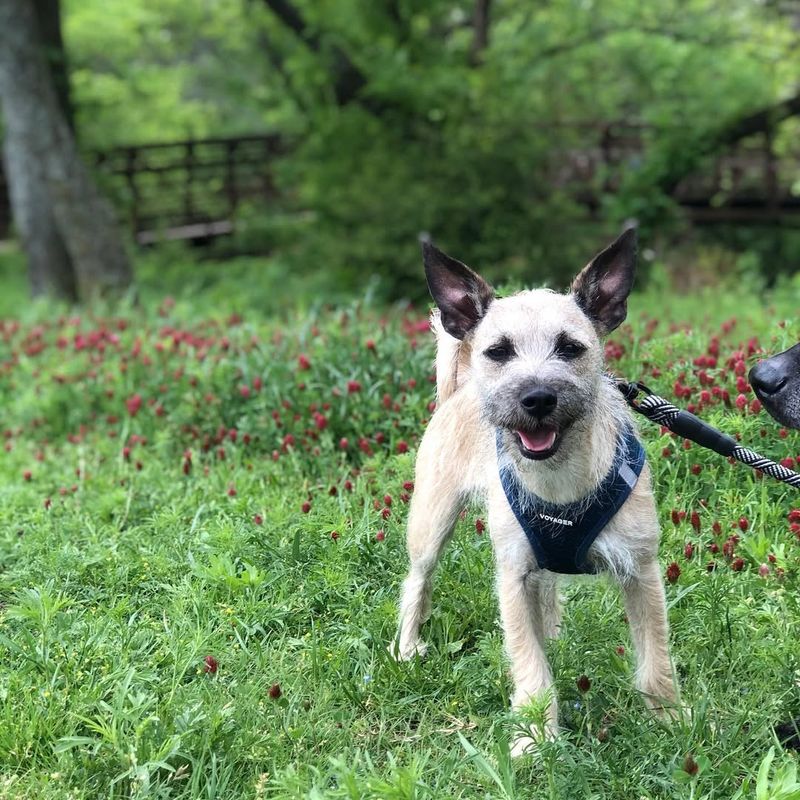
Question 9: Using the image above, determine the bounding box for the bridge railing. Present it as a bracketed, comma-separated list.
[91, 133, 287, 243]
[1, 125, 798, 243]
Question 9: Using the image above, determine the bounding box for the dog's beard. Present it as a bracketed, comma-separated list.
[484, 396, 588, 463]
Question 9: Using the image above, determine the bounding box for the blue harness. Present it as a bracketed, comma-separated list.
[496, 425, 646, 574]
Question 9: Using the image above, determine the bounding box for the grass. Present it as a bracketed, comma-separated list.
[0, 251, 799, 798]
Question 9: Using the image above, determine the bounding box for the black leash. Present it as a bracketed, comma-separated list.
[614, 378, 800, 490]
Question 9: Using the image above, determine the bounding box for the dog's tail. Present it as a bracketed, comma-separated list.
[431, 310, 471, 403]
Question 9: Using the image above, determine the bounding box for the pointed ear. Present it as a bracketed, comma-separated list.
[422, 242, 494, 340]
[571, 228, 637, 336]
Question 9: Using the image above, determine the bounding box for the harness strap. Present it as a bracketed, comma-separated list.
[497, 426, 646, 574]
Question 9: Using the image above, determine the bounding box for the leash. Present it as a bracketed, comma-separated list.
[614, 378, 800, 490]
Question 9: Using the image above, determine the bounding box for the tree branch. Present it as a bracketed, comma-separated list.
[469, 0, 492, 66]
[260, 0, 368, 107]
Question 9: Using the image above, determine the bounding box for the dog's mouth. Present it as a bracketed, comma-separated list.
[514, 425, 561, 460]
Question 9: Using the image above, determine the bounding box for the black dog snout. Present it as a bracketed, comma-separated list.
[749, 361, 788, 396]
[520, 387, 558, 418]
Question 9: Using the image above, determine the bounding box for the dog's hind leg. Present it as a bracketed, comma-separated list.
[394, 451, 466, 661]
[621, 558, 679, 714]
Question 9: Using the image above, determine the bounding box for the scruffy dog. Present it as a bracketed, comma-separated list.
[393, 229, 677, 754]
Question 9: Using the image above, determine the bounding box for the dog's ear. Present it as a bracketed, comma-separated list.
[422, 242, 494, 340]
[571, 228, 637, 336]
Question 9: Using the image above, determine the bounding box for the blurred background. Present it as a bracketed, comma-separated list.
[1, 0, 800, 310]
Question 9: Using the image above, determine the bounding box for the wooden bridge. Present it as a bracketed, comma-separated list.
[0, 126, 798, 243]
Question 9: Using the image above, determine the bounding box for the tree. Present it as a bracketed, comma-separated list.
[0, 0, 132, 302]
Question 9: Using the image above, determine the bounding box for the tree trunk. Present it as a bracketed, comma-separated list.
[2, 135, 76, 299]
[33, 0, 74, 128]
[0, 0, 133, 302]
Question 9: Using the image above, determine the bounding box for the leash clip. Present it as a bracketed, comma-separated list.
[615, 378, 653, 408]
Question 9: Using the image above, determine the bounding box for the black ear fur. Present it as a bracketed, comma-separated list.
[422, 242, 494, 340]
[571, 228, 637, 336]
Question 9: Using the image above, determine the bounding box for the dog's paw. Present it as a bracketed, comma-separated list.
[390, 639, 428, 661]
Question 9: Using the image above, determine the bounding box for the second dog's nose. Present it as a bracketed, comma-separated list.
[749, 361, 787, 396]
[520, 387, 558, 418]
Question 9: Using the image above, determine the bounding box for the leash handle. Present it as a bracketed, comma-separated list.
[613, 377, 800, 489]
[638, 399, 738, 458]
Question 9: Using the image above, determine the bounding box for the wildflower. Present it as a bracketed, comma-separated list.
[297, 354, 310, 370]
[576, 675, 591, 693]
[475, 519, 485, 534]
[690, 511, 700, 532]
[330, 530, 339, 541]
[126, 394, 143, 416]
[253, 514, 263, 525]
[203, 655, 218, 674]
[731, 558, 745, 572]
[684, 542, 694, 560]
[666, 562, 681, 583]
[347, 380, 362, 394]
[301, 501, 311, 513]
[268, 683, 282, 700]
[683, 755, 699, 776]
[758, 563, 770, 577]
[396, 440, 409, 454]
[375, 530, 385, 542]
[738, 516, 749, 532]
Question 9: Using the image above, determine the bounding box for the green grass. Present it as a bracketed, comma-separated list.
[0, 255, 799, 799]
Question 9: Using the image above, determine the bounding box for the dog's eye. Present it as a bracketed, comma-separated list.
[485, 340, 515, 363]
[554, 336, 587, 360]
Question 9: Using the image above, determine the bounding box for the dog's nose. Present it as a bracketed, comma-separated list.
[520, 387, 558, 418]
[749, 361, 787, 396]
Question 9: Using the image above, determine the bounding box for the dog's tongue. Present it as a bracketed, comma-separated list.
[518, 428, 557, 452]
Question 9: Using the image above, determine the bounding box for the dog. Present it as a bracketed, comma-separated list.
[393, 228, 678, 755]
[749, 347, 800, 751]
[750, 343, 800, 430]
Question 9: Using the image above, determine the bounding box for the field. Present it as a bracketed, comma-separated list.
[1, 255, 799, 799]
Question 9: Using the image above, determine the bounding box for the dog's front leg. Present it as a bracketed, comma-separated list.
[394, 473, 464, 661]
[497, 562, 559, 755]
[621, 558, 679, 714]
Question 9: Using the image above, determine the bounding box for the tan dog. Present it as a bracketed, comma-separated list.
[393, 229, 677, 755]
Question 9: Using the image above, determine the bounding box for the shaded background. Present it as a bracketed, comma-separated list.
[2, 0, 800, 308]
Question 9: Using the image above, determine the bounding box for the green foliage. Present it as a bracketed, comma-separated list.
[1, 259, 800, 797]
[60, 0, 800, 298]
